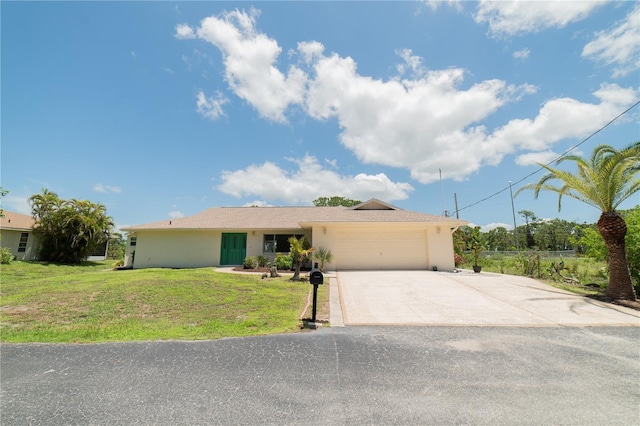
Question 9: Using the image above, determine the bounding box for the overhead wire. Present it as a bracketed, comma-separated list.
[454, 99, 640, 215]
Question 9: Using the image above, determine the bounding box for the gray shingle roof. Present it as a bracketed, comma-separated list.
[122, 202, 467, 231]
[0, 211, 36, 231]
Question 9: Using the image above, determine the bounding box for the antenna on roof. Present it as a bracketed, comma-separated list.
[439, 169, 445, 217]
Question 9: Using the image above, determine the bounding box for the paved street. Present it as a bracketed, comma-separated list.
[2, 327, 639, 425]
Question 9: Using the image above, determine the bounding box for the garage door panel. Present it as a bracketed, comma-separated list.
[334, 230, 427, 270]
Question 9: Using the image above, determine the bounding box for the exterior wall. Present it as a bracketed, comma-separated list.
[125, 229, 313, 269]
[127, 230, 220, 269]
[123, 224, 456, 271]
[245, 229, 312, 262]
[425, 226, 456, 271]
[0, 229, 40, 261]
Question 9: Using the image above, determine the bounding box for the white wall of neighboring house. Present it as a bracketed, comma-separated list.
[0, 229, 40, 261]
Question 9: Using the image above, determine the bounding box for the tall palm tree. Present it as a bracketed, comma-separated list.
[517, 142, 639, 300]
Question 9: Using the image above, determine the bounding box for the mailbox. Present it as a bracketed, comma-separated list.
[310, 270, 324, 285]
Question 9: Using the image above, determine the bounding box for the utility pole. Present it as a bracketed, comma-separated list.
[454, 193, 460, 219]
[439, 169, 445, 216]
[509, 181, 519, 250]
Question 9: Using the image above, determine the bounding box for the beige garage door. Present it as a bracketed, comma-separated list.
[333, 229, 427, 270]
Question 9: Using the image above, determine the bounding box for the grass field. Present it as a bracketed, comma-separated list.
[0, 261, 328, 343]
[466, 252, 609, 296]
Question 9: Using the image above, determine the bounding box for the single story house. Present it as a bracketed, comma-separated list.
[0, 211, 40, 261]
[121, 199, 467, 271]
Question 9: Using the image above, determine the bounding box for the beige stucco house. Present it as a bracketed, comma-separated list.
[0, 211, 40, 261]
[121, 199, 467, 271]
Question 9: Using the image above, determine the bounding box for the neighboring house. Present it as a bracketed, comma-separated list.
[0, 211, 40, 261]
[121, 199, 467, 271]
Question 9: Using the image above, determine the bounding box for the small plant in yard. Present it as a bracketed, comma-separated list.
[274, 253, 293, 270]
[313, 247, 333, 272]
[0, 247, 14, 264]
[469, 227, 486, 272]
[454, 253, 464, 268]
[243, 256, 258, 269]
[256, 255, 268, 268]
[289, 236, 314, 281]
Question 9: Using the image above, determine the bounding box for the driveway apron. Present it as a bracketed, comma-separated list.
[337, 270, 640, 326]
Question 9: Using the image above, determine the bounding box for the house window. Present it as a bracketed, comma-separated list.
[130, 237, 137, 246]
[263, 234, 303, 253]
[18, 232, 29, 252]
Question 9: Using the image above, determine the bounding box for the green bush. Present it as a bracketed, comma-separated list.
[256, 255, 268, 268]
[243, 256, 257, 269]
[112, 259, 124, 268]
[0, 247, 14, 264]
[274, 254, 293, 270]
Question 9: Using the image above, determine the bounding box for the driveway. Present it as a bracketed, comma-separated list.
[336, 270, 640, 326]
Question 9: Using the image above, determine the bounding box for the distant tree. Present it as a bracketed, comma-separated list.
[486, 226, 510, 251]
[519, 210, 538, 248]
[534, 219, 576, 251]
[516, 142, 640, 300]
[312, 196, 362, 207]
[29, 189, 114, 264]
[288, 236, 314, 281]
[107, 233, 126, 260]
[579, 225, 608, 262]
[0, 187, 7, 217]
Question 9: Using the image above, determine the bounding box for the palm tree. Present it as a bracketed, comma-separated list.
[313, 247, 334, 272]
[289, 236, 314, 281]
[516, 142, 639, 300]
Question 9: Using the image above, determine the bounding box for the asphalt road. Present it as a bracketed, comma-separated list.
[2, 326, 639, 425]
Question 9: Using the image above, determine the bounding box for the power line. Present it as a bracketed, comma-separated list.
[455, 99, 640, 214]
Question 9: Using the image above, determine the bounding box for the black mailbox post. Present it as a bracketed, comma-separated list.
[309, 264, 323, 323]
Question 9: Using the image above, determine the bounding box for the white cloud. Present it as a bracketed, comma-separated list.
[297, 41, 324, 65]
[425, 0, 462, 12]
[474, 1, 606, 36]
[93, 184, 122, 194]
[175, 23, 196, 39]
[130, 51, 137, 58]
[193, 8, 307, 123]
[181, 8, 637, 186]
[242, 200, 271, 207]
[196, 91, 228, 120]
[512, 48, 530, 60]
[582, 5, 640, 78]
[480, 222, 514, 232]
[304, 49, 536, 183]
[168, 211, 185, 219]
[488, 83, 639, 154]
[217, 155, 413, 204]
[515, 150, 559, 167]
[395, 49, 424, 77]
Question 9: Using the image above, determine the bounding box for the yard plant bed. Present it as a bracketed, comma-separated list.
[0, 261, 325, 343]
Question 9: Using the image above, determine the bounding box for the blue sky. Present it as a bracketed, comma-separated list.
[2, 1, 639, 232]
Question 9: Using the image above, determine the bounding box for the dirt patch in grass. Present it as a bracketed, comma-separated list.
[587, 295, 640, 311]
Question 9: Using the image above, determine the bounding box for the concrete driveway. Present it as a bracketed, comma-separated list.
[335, 270, 640, 326]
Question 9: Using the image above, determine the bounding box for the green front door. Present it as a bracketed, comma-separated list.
[220, 233, 247, 265]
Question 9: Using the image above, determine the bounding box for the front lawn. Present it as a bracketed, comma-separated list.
[0, 261, 326, 343]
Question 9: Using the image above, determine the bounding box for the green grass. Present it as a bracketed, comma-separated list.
[463, 253, 609, 296]
[0, 261, 320, 343]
